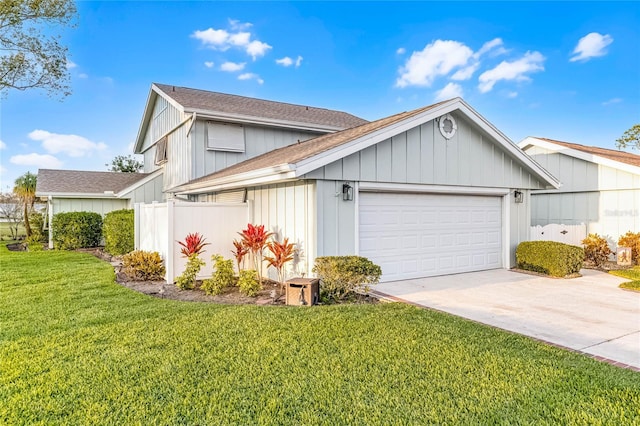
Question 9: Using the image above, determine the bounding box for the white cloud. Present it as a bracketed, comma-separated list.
[276, 55, 303, 68]
[10, 153, 63, 169]
[220, 61, 245, 72]
[79, 73, 88, 79]
[434, 83, 463, 101]
[451, 63, 479, 81]
[238, 73, 264, 84]
[228, 19, 252, 31]
[396, 40, 474, 88]
[28, 130, 107, 157]
[66, 60, 77, 70]
[246, 40, 272, 60]
[204, 61, 215, 68]
[396, 47, 406, 55]
[0, 165, 5, 175]
[602, 97, 622, 106]
[478, 51, 545, 93]
[507, 91, 518, 98]
[0, 139, 6, 150]
[570, 32, 613, 62]
[192, 22, 271, 60]
[276, 56, 293, 67]
[474, 38, 507, 59]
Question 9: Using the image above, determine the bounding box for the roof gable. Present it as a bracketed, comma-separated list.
[134, 83, 368, 153]
[36, 169, 149, 197]
[172, 98, 560, 194]
[519, 137, 640, 175]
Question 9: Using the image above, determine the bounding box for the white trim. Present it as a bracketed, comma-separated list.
[502, 193, 510, 269]
[438, 113, 457, 139]
[519, 137, 640, 176]
[358, 182, 511, 196]
[172, 164, 297, 194]
[35, 192, 122, 199]
[354, 181, 360, 255]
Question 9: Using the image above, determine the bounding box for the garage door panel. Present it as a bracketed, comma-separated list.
[359, 193, 503, 282]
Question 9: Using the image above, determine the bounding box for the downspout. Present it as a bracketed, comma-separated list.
[48, 196, 53, 249]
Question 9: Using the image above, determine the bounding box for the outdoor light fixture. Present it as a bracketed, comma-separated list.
[342, 183, 353, 201]
[514, 190, 523, 204]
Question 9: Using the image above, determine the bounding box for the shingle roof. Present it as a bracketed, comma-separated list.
[180, 100, 449, 188]
[536, 137, 640, 168]
[154, 83, 368, 130]
[36, 169, 148, 195]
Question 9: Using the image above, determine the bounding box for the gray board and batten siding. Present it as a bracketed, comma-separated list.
[524, 144, 640, 241]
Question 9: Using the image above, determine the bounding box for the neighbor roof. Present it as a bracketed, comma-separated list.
[154, 83, 368, 130]
[172, 98, 560, 194]
[36, 169, 148, 197]
[532, 137, 640, 168]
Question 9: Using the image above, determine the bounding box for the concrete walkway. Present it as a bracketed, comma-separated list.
[374, 269, 640, 370]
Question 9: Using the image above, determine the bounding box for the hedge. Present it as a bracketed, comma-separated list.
[51, 211, 103, 250]
[516, 241, 583, 277]
[103, 209, 134, 255]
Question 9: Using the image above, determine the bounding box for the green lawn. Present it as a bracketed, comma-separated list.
[1, 247, 639, 424]
[610, 266, 640, 291]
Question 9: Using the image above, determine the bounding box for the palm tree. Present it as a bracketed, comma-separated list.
[13, 172, 37, 237]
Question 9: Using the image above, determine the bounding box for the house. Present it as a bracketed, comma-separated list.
[158, 98, 559, 283]
[519, 137, 640, 246]
[35, 168, 164, 247]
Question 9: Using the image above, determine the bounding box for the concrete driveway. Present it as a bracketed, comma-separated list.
[374, 269, 640, 370]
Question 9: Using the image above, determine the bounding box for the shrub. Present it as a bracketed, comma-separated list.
[582, 233, 612, 267]
[238, 269, 260, 297]
[51, 212, 103, 250]
[265, 238, 295, 293]
[175, 255, 205, 290]
[516, 241, 583, 277]
[177, 232, 210, 257]
[238, 224, 272, 284]
[28, 212, 47, 243]
[122, 250, 165, 281]
[313, 256, 382, 302]
[618, 231, 640, 263]
[202, 255, 236, 296]
[103, 209, 134, 255]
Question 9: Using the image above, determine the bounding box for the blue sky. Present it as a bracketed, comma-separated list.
[1, 1, 639, 191]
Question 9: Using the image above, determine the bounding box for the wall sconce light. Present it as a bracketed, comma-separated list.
[342, 183, 353, 201]
[514, 190, 523, 204]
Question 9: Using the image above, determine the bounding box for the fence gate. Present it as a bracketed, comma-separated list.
[530, 223, 587, 247]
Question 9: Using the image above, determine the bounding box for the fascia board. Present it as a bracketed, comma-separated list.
[170, 164, 296, 194]
[294, 99, 459, 176]
[174, 171, 298, 195]
[520, 137, 640, 176]
[189, 110, 345, 133]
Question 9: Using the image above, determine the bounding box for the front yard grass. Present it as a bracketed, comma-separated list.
[610, 266, 640, 291]
[1, 245, 639, 424]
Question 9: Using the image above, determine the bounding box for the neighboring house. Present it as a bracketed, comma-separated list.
[164, 98, 559, 283]
[36, 168, 163, 247]
[133, 83, 368, 195]
[520, 137, 640, 246]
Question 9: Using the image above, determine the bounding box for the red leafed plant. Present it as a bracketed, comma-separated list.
[231, 239, 248, 272]
[177, 232, 210, 258]
[239, 224, 272, 284]
[265, 238, 296, 293]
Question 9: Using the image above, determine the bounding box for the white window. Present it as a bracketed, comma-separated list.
[207, 122, 245, 152]
[154, 136, 168, 165]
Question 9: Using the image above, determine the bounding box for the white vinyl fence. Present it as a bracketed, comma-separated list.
[135, 200, 250, 282]
[530, 223, 587, 247]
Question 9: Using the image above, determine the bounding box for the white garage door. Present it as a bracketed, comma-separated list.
[359, 193, 502, 282]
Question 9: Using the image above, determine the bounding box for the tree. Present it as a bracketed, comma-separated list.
[106, 155, 144, 173]
[0, 192, 24, 240]
[616, 124, 640, 150]
[0, 0, 77, 97]
[13, 171, 37, 237]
